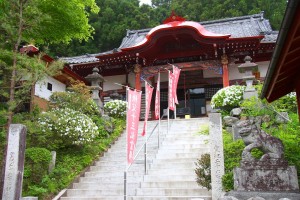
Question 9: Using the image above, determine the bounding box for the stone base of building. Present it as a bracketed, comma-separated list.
[225, 191, 300, 200]
[234, 161, 299, 191]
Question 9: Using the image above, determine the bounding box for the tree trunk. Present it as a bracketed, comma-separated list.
[0, 1, 24, 197]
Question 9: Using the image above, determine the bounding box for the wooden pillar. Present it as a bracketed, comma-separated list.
[221, 54, 229, 87]
[296, 86, 300, 122]
[134, 64, 142, 91]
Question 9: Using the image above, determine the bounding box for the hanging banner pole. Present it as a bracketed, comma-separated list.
[144, 81, 147, 174]
[168, 71, 170, 134]
[158, 72, 161, 148]
[124, 87, 128, 200]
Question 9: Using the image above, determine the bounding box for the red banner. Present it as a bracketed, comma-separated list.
[141, 82, 153, 136]
[126, 89, 142, 164]
[173, 65, 181, 104]
[154, 73, 160, 120]
[168, 71, 175, 111]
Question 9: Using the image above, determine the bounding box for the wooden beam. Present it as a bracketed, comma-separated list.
[267, 8, 300, 99]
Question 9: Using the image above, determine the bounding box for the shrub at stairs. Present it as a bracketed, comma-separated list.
[222, 130, 245, 191]
[23, 147, 52, 196]
[195, 153, 211, 190]
[104, 99, 127, 119]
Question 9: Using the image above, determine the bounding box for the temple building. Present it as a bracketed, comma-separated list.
[61, 12, 278, 118]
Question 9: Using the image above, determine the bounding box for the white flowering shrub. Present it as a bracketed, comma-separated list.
[211, 85, 245, 109]
[104, 100, 127, 119]
[38, 108, 98, 146]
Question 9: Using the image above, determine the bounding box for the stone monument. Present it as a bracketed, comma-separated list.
[209, 113, 225, 200]
[2, 124, 26, 200]
[238, 56, 258, 99]
[85, 67, 104, 114]
[224, 120, 300, 200]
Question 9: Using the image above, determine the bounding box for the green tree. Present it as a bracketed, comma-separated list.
[49, 0, 160, 56]
[0, 0, 99, 196]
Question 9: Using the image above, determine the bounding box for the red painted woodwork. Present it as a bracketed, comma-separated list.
[135, 72, 141, 91]
[222, 64, 229, 87]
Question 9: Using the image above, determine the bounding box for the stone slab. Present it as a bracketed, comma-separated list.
[209, 113, 225, 200]
[2, 124, 27, 200]
[225, 191, 300, 200]
[234, 166, 299, 191]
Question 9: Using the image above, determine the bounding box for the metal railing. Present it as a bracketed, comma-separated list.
[124, 110, 169, 200]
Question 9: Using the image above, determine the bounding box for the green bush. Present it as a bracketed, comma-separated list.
[211, 85, 245, 110]
[195, 153, 211, 190]
[222, 129, 245, 191]
[22, 118, 125, 199]
[272, 92, 297, 113]
[24, 147, 51, 187]
[104, 100, 127, 119]
[50, 91, 100, 116]
[263, 113, 300, 184]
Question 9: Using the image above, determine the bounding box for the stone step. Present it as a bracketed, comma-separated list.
[152, 158, 199, 164]
[140, 181, 199, 188]
[153, 147, 209, 154]
[90, 164, 144, 171]
[158, 144, 209, 150]
[135, 188, 211, 196]
[143, 174, 197, 182]
[60, 118, 211, 200]
[150, 161, 197, 169]
[61, 197, 124, 200]
[66, 189, 124, 196]
[84, 170, 143, 177]
[147, 168, 196, 176]
[128, 196, 212, 200]
[72, 182, 139, 190]
[155, 152, 203, 159]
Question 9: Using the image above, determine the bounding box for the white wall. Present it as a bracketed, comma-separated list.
[228, 61, 270, 81]
[35, 76, 66, 100]
[103, 74, 136, 91]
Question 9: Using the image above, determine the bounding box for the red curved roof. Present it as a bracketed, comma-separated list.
[121, 20, 230, 52]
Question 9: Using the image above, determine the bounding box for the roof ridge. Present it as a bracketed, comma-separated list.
[200, 12, 264, 25]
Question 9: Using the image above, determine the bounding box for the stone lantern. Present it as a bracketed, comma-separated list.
[238, 56, 258, 99]
[85, 67, 104, 114]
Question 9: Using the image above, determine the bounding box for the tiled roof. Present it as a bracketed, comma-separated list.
[62, 12, 277, 64]
[60, 53, 100, 64]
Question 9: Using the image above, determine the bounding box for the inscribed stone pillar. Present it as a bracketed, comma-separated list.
[48, 151, 56, 173]
[134, 64, 142, 91]
[221, 54, 229, 87]
[209, 113, 225, 200]
[2, 124, 26, 200]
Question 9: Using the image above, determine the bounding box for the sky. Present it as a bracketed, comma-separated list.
[139, 0, 152, 6]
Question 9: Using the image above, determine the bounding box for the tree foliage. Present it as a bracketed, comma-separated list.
[49, 0, 287, 57]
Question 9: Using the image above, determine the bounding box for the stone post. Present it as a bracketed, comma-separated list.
[48, 151, 56, 173]
[85, 67, 104, 114]
[2, 124, 26, 200]
[209, 113, 225, 200]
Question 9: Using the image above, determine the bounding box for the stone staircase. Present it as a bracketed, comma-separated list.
[60, 118, 211, 200]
